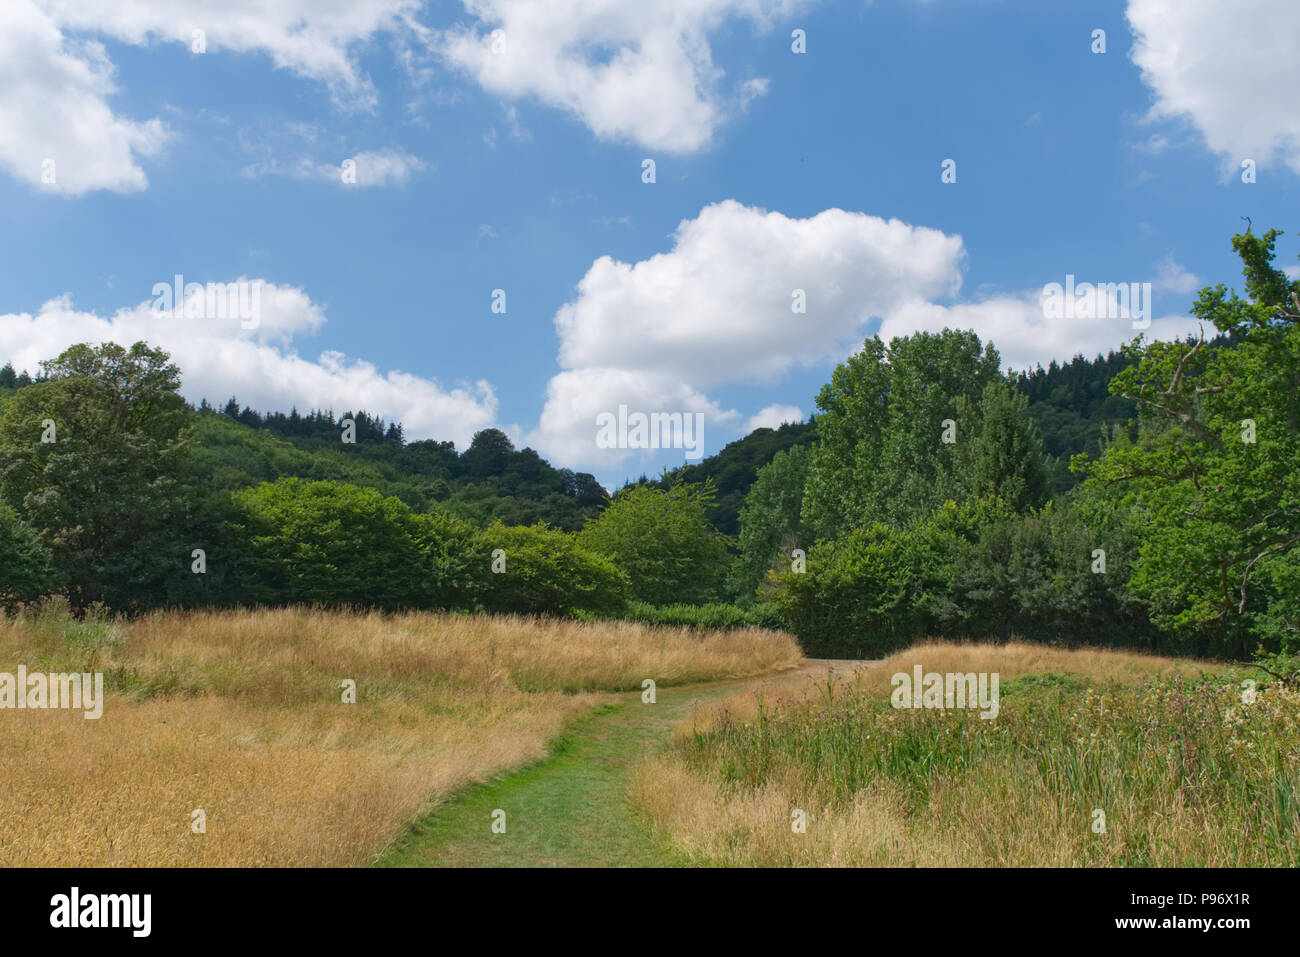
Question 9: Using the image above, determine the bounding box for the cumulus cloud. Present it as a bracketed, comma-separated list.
[0, 282, 497, 449]
[555, 200, 965, 385]
[530, 200, 1209, 471]
[531, 368, 738, 469]
[531, 200, 965, 469]
[746, 404, 803, 432]
[1127, 0, 1300, 175]
[438, 0, 806, 152]
[881, 293, 1203, 374]
[0, 0, 169, 195]
[1, 0, 425, 195]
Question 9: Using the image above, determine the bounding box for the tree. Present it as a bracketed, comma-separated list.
[461, 428, 515, 479]
[956, 378, 1050, 512]
[730, 444, 810, 601]
[0, 342, 193, 610]
[477, 522, 629, 617]
[577, 481, 730, 605]
[233, 478, 434, 610]
[1087, 227, 1300, 655]
[801, 329, 1003, 538]
[0, 504, 56, 607]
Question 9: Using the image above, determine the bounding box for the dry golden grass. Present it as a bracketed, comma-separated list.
[0, 605, 802, 866]
[632, 756, 965, 867]
[864, 639, 1220, 691]
[674, 640, 1218, 738]
[633, 640, 1289, 867]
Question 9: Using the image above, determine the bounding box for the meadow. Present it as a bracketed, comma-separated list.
[0, 602, 801, 866]
[632, 642, 1300, 867]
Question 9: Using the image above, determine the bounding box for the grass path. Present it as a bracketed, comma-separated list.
[377, 660, 863, 868]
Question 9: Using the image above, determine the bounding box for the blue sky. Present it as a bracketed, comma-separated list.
[1, 0, 1297, 488]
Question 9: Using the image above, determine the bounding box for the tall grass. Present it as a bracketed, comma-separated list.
[633, 641, 1299, 866]
[0, 603, 802, 866]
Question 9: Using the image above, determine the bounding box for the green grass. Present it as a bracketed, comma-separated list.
[377, 679, 758, 867]
[668, 670, 1300, 866]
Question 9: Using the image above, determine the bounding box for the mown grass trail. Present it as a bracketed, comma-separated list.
[378, 662, 857, 868]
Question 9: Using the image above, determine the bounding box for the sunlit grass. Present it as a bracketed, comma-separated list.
[633, 641, 1298, 866]
[0, 603, 802, 866]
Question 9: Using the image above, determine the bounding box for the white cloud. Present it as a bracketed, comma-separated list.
[530, 368, 737, 470]
[1152, 253, 1201, 297]
[0, 1, 169, 195]
[532, 200, 964, 469]
[1127, 0, 1300, 175]
[0, 0, 427, 195]
[244, 148, 426, 187]
[554, 200, 965, 386]
[0, 283, 497, 449]
[438, 0, 805, 152]
[530, 200, 1211, 470]
[746, 403, 802, 432]
[881, 293, 1203, 373]
[38, 0, 425, 108]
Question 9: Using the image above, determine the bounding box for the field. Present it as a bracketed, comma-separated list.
[0, 604, 801, 866]
[5, 606, 1296, 869]
[632, 642, 1300, 867]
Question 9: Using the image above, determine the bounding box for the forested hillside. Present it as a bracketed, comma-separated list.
[3, 227, 1296, 668]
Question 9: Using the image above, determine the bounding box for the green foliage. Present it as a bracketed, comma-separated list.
[477, 522, 629, 617]
[801, 329, 1004, 537]
[0, 342, 192, 611]
[613, 600, 782, 630]
[233, 478, 437, 610]
[1015, 350, 1138, 493]
[730, 444, 811, 601]
[769, 496, 1155, 657]
[642, 420, 816, 535]
[769, 520, 933, 658]
[190, 408, 605, 531]
[1088, 227, 1300, 656]
[955, 378, 1049, 512]
[0, 503, 57, 606]
[578, 482, 730, 605]
[412, 508, 485, 611]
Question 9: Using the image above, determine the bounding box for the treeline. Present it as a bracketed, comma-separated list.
[3, 227, 1296, 668]
[627, 350, 1140, 535]
[746, 229, 1299, 663]
[0, 344, 726, 621]
[204, 398, 407, 444]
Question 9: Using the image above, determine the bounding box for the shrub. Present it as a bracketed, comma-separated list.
[0, 503, 56, 607]
[578, 483, 730, 604]
[477, 522, 630, 617]
[617, 601, 783, 631]
[233, 478, 432, 610]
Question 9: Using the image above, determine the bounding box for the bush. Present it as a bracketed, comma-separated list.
[477, 522, 629, 617]
[616, 601, 783, 630]
[233, 478, 434, 610]
[769, 521, 932, 658]
[578, 483, 730, 604]
[413, 508, 486, 611]
[0, 503, 56, 607]
[769, 496, 1159, 658]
